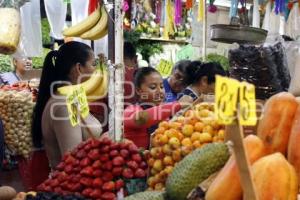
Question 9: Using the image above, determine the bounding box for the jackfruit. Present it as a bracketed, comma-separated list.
[166, 143, 230, 200]
[124, 191, 166, 200]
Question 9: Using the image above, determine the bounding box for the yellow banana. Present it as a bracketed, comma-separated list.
[58, 66, 104, 96]
[87, 66, 108, 102]
[63, 7, 101, 37]
[80, 6, 108, 40]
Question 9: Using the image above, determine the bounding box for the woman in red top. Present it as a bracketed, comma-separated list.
[124, 67, 193, 149]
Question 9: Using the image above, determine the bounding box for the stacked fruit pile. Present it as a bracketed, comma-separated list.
[37, 138, 147, 200]
[0, 90, 35, 157]
[63, 5, 108, 40]
[147, 102, 225, 190]
[13, 192, 87, 200]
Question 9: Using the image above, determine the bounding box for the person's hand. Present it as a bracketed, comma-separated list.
[178, 95, 194, 109]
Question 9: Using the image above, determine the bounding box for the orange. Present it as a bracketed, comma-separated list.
[153, 160, 163, 171]
[169, 121, 182, 130]
[151, 135, 161, 147]
[165, 129, 177, 138]
[163, 156, 174, 166]
[168, 137, 180, 149]
[203, 125, 214, 136]
[181, 146, 193, 156]
[211, 120, 220, 130]
[184, 110, 194, 118]
[164, 166, 174, 174]
[193, 140, 202, 148]
[147, 176, 156, 187]
[186, 117, 198, 126]
[151, 168, 158, 175]
[147, 158, 155, 167]
[181, 138, 192, 147]
[175, 132, 185, 141]
[154, 183, 164, 191]
[176, 116, 185, 123]
[218, 129, 225, 139]
[194, 122, 204, 132]
[155, 127, 166, 135]
[182, 124, 194, 137]
[172, 149, 182, 162]
[200, 132, 213, 143]
[159, 121, 169, 129]
[213, 136, 219, 142]
[162, 144, 172, 155]
[158, 134, 169, 145]
[191, 132, 202, 142]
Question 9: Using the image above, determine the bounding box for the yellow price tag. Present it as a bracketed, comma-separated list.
[239, 82, 257, 126]
[157, 59, 173, 78]
[66, 86, 89, 127]
[215, 76, 239, 125]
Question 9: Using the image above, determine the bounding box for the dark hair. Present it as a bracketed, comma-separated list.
[32, 41, 93, 148]
[172, 59, 191, 74]
[124, 41, 137, 59]
[185, 61, 226, 85]
[134, 67, 160, 88]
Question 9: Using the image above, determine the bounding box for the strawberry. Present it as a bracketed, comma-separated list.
[127, 161, 138, 170]
[102, 172, 114, 182]
[60, 181, 68, 190]
[54, 187, 63, 194]
[73, 159, 80, 166]
[100, 154, 110, 162]
[88, 149, 101, 160]
[115, 179, 124, 191]
[56, 162, 65, 171]
[51, 171, 60, 178]
[82, 188, 93, 197]
[57, 172, 67, 182]
[101, 192, 116, 200]
[102, 181, 115, 191]
[80, 157, 92, 167]
[102, 137, 112, 145]
[44, 186, 52, 192]
[100, 145, 110, 153]
[140, 161, 148, 169]
[135, 168, 146, 178]
[112, 156, 125, 166]
[110, 143, 120, 150]
[62, 153, 71, 161]
[93, 169, 103, 177]
[65, 155, 76, 165]
[49, 179, 59, 187]
[119, 143, 129, 150]
[102, 161, 113, 171]
[128, 144, 139, 154]
[84, 144, 92, 151]
[71, 174, 81, 183]
[109, 150, 119, 158]
[92, 160, 102, 169]
[90, 189, 102, 198]
[73, 166, 81, 173]
[131, 154, 142, 163]
[120, 149, 129, 158]
[77, 142, 86, 150]
[112, 167, 123, 177]
[122, 168, 134, 179]
[70, 183, 82, 192]
[80, 177, 93, 187]
[76, 149, 87, 159]
[64, 164, 73, 174]
[80, 166, 94, 176]
[91, 139, 101, 148]
[93, 178, 103, 188]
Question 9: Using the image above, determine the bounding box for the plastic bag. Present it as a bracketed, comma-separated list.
[289, 51, 300, 96]
[229, 44, 287, 100]
[286, 3, 300, 40]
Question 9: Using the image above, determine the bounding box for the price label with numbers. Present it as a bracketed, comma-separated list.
[215, 76, 257, 126]
[176, 44, 194, 61]
[156, 59, 173, 78]
[66, 86, 89, 127]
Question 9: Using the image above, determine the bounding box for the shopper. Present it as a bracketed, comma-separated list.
[163, 60, 191, 102]
[32, 41, 103, 169]
[178, 61, 227, 100]
[0, 54, 32, 85]
[124, 67, 193, 149]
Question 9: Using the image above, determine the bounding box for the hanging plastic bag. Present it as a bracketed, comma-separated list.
[289, 50, 300, 96]
[286, 3, 300, 40]
[0, 0, 29, 54]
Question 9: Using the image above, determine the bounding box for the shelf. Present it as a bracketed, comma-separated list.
[139, 37, 189, 44]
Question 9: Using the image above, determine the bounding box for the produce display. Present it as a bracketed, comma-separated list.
[147, 102, 225, 190]
[0, 88, 35, 157]
[14, 192, 88, 200]
[37, 138, 148, 199]
[63, 5, 108, 40]
[124, 191, 166, 200]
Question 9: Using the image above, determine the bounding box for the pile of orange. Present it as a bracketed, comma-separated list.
[147, 102, 225, 191]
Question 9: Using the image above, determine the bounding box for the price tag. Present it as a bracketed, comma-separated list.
[156, 59, 173, 78]
[215, 76, 240, 125]
[176, 44, 194, 61]
[215, 76, 257, 125]
[66, 86, 89, 127]
[239, 82, 257, 126]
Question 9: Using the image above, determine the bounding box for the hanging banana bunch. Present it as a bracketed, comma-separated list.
[58, 62, 108, 102]
[62, 5, 108, 40]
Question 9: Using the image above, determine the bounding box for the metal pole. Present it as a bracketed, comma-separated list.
[202, 0, 207, 61]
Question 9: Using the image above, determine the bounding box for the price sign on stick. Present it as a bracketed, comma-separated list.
[215, 76, 258, 200]
[156, 59, 173, 78]
[66, 86, 89, 127]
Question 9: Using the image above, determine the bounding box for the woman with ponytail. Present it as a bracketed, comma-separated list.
[32, 41, 102, 169]
[178, 61, 227, 100]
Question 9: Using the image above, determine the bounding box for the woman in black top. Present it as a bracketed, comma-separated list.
[178, 61, 227, 101]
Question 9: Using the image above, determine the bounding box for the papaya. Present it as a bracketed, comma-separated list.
[205, 135, 265, 200]
[288, 103, 300, 191]
[252, 153, 298, 200]
[257, 92, 298, 155]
